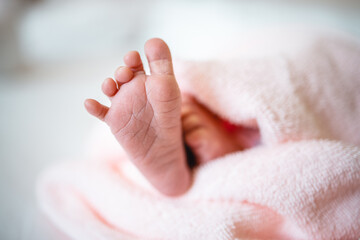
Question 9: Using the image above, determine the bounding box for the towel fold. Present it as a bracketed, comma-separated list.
[38, 28, 360, 240]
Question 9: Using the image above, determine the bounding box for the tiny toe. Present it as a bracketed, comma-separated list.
[181, 93, 195, 104]
[184, 128, 208, 149]
[114, 66, 134, 84]
[124, 51, 144, 73]
[144, 38, 174, 75]
[102, 77, 118, 97]
[182, 114, 203, 133]
[181, 104, 194, 118]
[84, 99, 109, 121]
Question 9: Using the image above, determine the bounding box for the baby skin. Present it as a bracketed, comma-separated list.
[85, 39, 243, 196]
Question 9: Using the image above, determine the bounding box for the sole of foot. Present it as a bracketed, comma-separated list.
[85, 38, 191, 196]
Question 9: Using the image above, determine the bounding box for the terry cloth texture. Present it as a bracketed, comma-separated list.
[38, 29, 360, 240]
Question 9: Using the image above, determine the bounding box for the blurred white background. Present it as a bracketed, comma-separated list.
[0, 0, 359, 239]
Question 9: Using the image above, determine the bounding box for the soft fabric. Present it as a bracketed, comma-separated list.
[37, 28, 360, 240]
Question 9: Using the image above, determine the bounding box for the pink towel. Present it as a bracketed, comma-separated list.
[38, 29, 360, 239]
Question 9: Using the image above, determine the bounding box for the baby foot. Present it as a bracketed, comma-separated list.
[181, 95, 243, 164]
[84, 39, 191, 196]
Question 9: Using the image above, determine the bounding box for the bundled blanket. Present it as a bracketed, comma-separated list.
[38, 29, 360, 239]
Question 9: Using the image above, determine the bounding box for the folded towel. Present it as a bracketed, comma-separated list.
[38, 29, 360, 239]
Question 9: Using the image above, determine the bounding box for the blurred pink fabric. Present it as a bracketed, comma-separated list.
[38, 28, 360, 239]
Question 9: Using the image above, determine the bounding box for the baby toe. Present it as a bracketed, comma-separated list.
[84, 99, 109, 121]
[145, 38, 174, 75]
[114, 66, 134, 84]
[102, 77, 118, 97]
[124, 51, 145, 74]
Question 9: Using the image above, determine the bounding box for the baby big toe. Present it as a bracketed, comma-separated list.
[144, 38, 174, 75]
